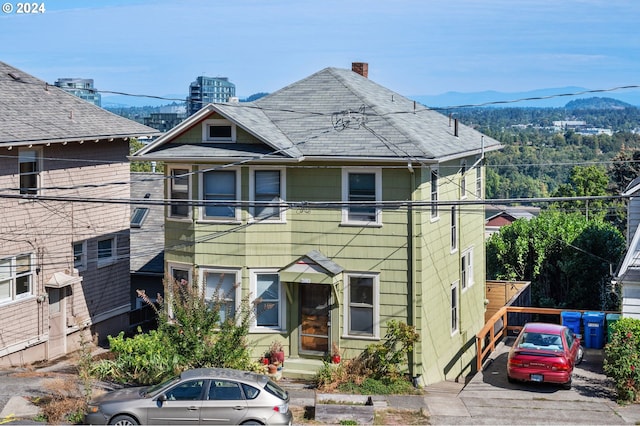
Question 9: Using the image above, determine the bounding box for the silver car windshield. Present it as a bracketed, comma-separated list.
[264, 380, 288, 400]
[144, 376, 181, 397]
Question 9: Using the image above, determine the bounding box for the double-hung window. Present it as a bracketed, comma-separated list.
[252, 169, 284, 221]
[252, 272, 283, 330]
[450, 206, 457, 252]
[344, 274, 379, 338]
[475, 162, 482, 198]
[430, 167, 438, 219]
[461, 248, 473, 290]
[202, 170, 238, 220]
[97, 237, 116, 267]
[460, 160, 467, 199]
[0, 254, 34, 303]
[342, 169, 381, 225]
[451, 281, 459, 334]
[169, 168, 190, 218]
[203, 270, 239, 323]
[73, 241, 86, 271]
[19, 149, 41, 195]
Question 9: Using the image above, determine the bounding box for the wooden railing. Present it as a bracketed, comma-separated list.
[476, 306, 618, 372]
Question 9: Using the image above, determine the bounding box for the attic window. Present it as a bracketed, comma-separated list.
[203, 119, 236, 142]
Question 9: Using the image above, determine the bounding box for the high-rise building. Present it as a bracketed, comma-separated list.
[186, 76, 235, 116]
[54, 78, 101, 106]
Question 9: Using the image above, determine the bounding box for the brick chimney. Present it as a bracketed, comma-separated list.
[352, 62, 368, 78]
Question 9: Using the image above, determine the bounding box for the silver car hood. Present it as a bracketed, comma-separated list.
[91, 386, 149, 404]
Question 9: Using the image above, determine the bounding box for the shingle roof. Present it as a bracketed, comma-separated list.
[130, 172, 165, 274]
[0, 61, 159, 146]
[137, 66, 501, 162]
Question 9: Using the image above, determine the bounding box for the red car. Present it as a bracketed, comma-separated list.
[507, 322, 584, 390]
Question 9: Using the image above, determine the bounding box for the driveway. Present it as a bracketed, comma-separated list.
[427, 337, 640, 425]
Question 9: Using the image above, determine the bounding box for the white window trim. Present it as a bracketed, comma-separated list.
[199, 167, 241, 222]
[96, 236, 117, 268]
[430, 166, 439, 222]
[0, 253, 35, 305]
[451, 280, 459, 336]
[18, 147, 43, 196]
[450, 206, 458, 253]
[202, 118, 236, 143]
[475, 158, 482, 198]
[342, 272, 380, 340]
[341, 168, 382, 226]
[168, 166, 192, 221]
[166, 263, 194, 320]
[73, 241, 87, 271]
[461, 247, 474, 291]
[250, 269, 285, 333]
[460, 159, 467, 199]
[200, 267, 241, 322]
[249, 167, 286, 223]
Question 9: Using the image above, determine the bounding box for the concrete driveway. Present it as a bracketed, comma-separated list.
[427, 337, 640, 425]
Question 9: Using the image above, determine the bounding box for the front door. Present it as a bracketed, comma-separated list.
[47, 287, 67, 359]
[299, 284, 331, 354]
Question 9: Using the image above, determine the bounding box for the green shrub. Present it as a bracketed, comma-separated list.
[604, 317, 640, 402]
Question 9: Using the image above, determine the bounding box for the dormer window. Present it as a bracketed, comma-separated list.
[203, 119, 236, 142]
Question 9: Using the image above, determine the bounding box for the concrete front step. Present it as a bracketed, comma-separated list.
[281, 357, 326, 380]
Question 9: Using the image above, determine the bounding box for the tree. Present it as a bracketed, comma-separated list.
[486, 210, 625, 309]
[550, 165, 608, 220]
[129, 137, 164, 173]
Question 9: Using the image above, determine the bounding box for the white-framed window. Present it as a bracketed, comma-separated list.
[168, 264, 192, 287]
[343, 273, 379, 339]
[202, 119, 236, 142]
[202, 268, 240, 323]
[460, 160, 467, 199]
[97, 236, 117, 267]
[451, 280, 459, 335]
[73, 241, 87, 271]
[475, 160, 482, 198]
[19, 148, 42, 195]
[250, 270, 284, 331]
[0, 254, 34, 303]
[250, 168, 285, 222]
[450, 206, 457, 252]
[341, 168, 382, 225]
[430, 167, 439, 219]
[461, 248, 474, 290]
[201, 169, 239, 221]
[169, 168, 190, 219]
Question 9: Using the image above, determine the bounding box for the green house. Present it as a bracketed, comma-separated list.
[133, 63, 502, 386]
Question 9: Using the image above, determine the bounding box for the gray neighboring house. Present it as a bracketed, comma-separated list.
[0, 61, 158, 366]
[130, 172, 165, 322]
[615, 176, 640, 318]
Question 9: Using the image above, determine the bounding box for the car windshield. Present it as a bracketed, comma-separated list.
[263, 380, 288, 401]
[518, 331, 564, 350]
[143, 376, 181, 397]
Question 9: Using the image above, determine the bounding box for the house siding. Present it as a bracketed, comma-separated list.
[0, 141, 132, 366]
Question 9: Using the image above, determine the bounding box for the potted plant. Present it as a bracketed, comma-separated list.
[331, 342, 341, 364]
[269, 340, 285, 364]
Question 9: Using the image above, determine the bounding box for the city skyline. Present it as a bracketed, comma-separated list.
[1, 0, 639, 106]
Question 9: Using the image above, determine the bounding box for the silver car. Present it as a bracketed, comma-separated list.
[85, 368, 292, 425]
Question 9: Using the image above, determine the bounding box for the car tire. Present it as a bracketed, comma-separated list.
[507, 375, 515, 384]
[562, 379, 572, 390]
[576, 345, 584, 365]
[109, 414, 139, 425]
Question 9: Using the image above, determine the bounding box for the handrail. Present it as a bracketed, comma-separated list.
[476, 306, 619, 372]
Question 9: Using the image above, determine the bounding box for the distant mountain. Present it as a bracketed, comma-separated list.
[413, 87, 640, 108]
[564, 97, 634, 110]
[102, 93, 186, 108]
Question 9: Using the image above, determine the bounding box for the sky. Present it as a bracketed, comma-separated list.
[1, 0, 639, 103]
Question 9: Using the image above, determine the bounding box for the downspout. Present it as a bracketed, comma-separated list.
[407, 161, 419, 384]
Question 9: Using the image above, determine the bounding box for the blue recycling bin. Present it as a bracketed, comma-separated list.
[582, 311, 605, 349]
[561, 311, 582, 337]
